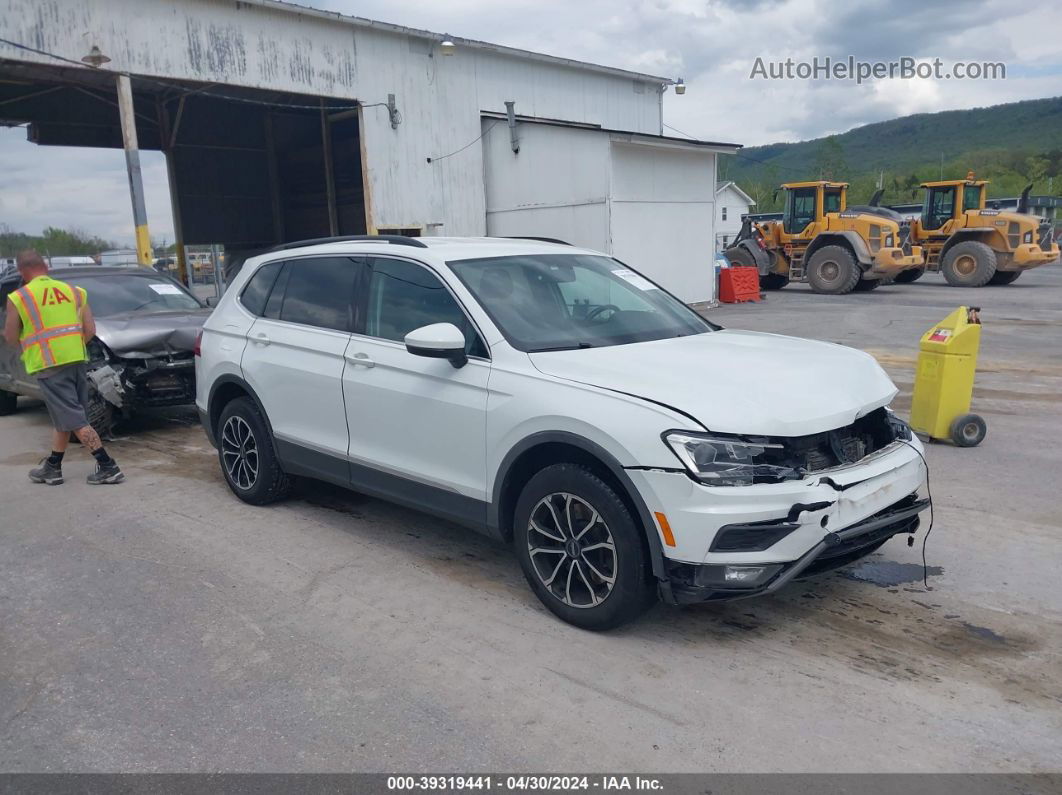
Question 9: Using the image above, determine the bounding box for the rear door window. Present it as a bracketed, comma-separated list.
[273, 257, 361, 332]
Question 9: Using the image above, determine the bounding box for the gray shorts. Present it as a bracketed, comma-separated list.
[37, 363, 90, 432]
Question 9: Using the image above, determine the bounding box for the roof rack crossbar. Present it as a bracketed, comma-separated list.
[497, 236, 571, 246]
[271, 234, 428, 251]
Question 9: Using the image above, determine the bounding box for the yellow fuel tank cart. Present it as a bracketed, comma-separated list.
[910, 306, 985, 447]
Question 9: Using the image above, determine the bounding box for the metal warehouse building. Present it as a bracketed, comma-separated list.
[0, 0, 739, 303]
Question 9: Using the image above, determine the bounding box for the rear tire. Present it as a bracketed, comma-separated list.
[852, 278, 881, 292]
[217, 396, 291, 505]
[760, 272, 790, 290]
[0, 388, 17, 416]
[987, 270, 1021, 285]
[807, 245, 860, 295]
[942, 241, 996, 287]
[893, 267, 926, 284]
[513, 463, 656, 630]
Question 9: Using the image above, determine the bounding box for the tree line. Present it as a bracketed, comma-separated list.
[0, 225, 118, 258]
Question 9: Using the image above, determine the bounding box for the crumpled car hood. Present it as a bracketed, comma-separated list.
[93, 309, 210, 358]
[529, 329, 898, 437]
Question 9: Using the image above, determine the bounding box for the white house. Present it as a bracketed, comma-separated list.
[715, 181, 756, 251]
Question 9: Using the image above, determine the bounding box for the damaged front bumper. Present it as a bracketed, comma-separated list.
[87, 350, 197, 412]
[626, 439, 929, 604]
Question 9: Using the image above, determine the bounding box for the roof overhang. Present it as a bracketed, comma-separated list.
[247, 0, 673, 85]
[480, 111, 742, 153]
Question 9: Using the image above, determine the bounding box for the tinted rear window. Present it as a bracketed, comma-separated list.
[240, 261, 283, 316]
[277, 257, 357, 332]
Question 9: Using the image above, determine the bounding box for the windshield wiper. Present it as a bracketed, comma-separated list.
[529, 341, 596, 352]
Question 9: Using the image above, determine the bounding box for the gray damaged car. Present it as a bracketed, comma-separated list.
[0, 265, 210, 435]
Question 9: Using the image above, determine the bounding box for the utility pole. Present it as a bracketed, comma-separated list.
[116, 74, 152, 267]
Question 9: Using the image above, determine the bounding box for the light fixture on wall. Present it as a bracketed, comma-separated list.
[81, 45, 111, 67]
[440, 35, 456, 56]
[674, 77, 686, 95]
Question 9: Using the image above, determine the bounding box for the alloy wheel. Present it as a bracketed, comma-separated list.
[527, 492, 617, 608]
[221, 415, 259, 490]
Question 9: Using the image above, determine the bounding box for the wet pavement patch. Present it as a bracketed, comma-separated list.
[840, 560, 943, 587]
[962, 622, 1007, 645]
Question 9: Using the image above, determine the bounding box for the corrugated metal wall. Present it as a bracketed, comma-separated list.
[2, 0, 664, 237]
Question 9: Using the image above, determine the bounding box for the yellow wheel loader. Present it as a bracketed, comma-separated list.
[892, 173, 1059, 287]
[725, 181, 924, 295]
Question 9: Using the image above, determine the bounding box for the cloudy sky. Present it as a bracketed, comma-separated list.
[2, 0, 1060, 246]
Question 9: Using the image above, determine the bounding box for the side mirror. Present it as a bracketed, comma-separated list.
[404, 322, 467, 368]
[205, 295, 219, 308]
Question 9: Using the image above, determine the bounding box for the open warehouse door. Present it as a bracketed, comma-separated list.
[0, 57, 370, 283]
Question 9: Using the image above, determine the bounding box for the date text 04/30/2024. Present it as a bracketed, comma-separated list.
[386, 776, 664, 791]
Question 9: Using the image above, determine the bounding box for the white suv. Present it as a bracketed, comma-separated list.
[196, 236, 928, 630]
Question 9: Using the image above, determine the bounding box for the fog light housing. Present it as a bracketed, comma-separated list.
[693, 563, 783, 590]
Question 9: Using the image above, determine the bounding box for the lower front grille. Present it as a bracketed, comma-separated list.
[1039, 223, 1055, 252]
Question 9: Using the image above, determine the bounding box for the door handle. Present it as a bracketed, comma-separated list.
[347, 351, 374, 368]
[252, 333, 270, 346]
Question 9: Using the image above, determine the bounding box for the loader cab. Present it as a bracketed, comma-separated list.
[921, 178, 987, 232]
[782, 181, 847, 236]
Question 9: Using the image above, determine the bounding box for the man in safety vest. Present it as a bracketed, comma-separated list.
[3, 250, 124, 485]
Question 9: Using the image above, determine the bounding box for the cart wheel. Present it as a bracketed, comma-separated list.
[949, 414, 986, 447]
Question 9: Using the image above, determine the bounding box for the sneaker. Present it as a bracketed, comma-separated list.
[87, 462, 125, 485]
[28, 459, 64, 485]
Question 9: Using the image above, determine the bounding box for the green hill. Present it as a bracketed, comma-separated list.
[721, 96, 1062, 211]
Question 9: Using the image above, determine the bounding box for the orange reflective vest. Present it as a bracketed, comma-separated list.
[7, 275, 88, 374]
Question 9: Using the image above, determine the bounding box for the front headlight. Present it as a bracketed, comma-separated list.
[663, 431, 800, 487]
[884, 407, 914, 441]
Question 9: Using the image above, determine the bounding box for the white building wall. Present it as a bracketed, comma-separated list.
[483, 121, 612, 250]
[2, 0, 664, 236]
[610, 141, 717, 304]
[483, 123, 719, 304]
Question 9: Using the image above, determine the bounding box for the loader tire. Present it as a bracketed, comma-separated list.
[724, 246, 757, 267]
[941, 241, 996, 287]
[760, 272, 789, 290]
[987, 270, 1021, 285]
[807, 245, 860, 295]
[893, 267, 926, 284]
[853, 278, 882, 292]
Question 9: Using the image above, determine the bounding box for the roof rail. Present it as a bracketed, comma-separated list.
[271, 234, 428, 251]
[497, 236, 571, 246]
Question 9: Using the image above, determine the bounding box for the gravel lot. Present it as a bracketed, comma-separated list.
[2, 265, 1060, 773]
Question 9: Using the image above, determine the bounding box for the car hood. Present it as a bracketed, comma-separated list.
[94, 309, 210, 358]
[529, 330, 898, 437]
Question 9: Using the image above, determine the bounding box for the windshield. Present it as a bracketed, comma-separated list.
[68, 273, 203, 316]
[448, 254, 714, 352]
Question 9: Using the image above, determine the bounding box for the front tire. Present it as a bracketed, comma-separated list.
[760, 272, 790, 290]
[988, 270, 1021, 285]
[0, 388, 17, 416]
[217, 397, 291, 505]
[513, 464, 656, 630]
[942, 241, 996, 287]
[807, 245, 860, 295]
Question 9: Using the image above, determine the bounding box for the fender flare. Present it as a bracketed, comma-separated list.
[490, 430, 672, 591]
[205, 374, 274, 447]
[940, 228, 1000, 260]
[806, 231, 873, 266]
